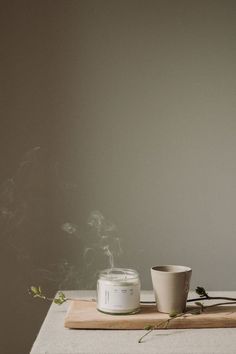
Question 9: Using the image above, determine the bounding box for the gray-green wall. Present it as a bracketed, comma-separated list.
[1, 1, 236, 353]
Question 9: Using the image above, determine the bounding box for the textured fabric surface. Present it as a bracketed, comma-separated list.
[30, 291, 236, 354]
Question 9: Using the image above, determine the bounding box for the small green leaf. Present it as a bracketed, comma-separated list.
[30, 286, 38, 295]
[54, 298, 62, 304]
[53, 292, 67, 305]
[59, 291, 66, 299]
[54, 298, 65, 305]
[195, 286, 207, 297]
[29, 285, 46, 300]
[194, 301, 204, 313]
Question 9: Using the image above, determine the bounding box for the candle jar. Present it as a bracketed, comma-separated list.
[97, 268, 141, 315]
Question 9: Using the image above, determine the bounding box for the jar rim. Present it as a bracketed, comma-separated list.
[98, 267, 139, 281]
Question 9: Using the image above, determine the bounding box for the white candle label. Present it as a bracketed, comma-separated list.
[97, 282, 140, 311]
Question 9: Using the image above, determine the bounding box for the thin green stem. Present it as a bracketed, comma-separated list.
[202, 301, 236, 309]
[142, 296, 236, 305]
[138, 308, 200, 343]
[187, 295, 236, 303]
[138, 327, 155, 343]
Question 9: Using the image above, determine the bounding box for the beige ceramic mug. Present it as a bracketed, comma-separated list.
[151, 265, 192, 314]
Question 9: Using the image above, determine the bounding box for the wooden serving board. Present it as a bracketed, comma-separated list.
[64, 300, 236, 329]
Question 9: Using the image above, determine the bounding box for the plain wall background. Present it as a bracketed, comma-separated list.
[1, 0, 236, 353]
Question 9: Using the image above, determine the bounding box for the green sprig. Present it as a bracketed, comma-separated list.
[28, 286, 67, 305]
[139, 286, 236, 343]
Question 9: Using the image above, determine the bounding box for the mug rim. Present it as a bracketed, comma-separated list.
[151, 265, 192, 273]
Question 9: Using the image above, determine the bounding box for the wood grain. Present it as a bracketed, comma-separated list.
[64, 300, 236, 329]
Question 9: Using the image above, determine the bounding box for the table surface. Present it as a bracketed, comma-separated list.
[30, 290, 236, 354]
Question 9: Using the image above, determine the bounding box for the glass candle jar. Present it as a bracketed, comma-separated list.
[97, 268, 141, 314]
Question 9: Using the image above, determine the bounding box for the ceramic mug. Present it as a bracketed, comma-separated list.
[151, 265, 192, 314]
